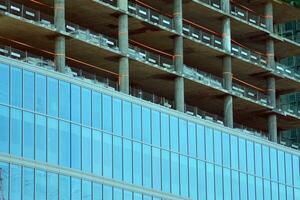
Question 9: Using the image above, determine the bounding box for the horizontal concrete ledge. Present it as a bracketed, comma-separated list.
[0, 153, 190, 200]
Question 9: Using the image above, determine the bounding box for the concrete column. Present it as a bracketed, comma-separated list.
[267, 76, 277, 142]
[118, 0, 129, 94]
[222, 17, 231, 53]
[222, 0, 230, 14]
[265, 2, 274, 32]
[54, 0, 66, 73]
[266, 39, 275, 68]
[223, 56, 233, 128]
[174, 0, 184, 112]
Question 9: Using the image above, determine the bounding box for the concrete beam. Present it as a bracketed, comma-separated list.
[118, 5, 129, 94]
[174, 0, 184, 112]
[54, 0, 66, 73]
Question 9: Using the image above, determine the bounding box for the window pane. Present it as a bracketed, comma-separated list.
[247, 141, 254, 174]
[35, 115, 46, 162]
[71, 84, 81, 123]
[256, 178, 263, 200]
[215, 166, 223, 200]
[161, 113, 169, 149]
[112, 98, 121, 135]
[133, 104, 141, 140]
[133, 142, 142, 185]
[23, 112, 34, 159]
[293, 155, 300, 187]
[71, 124, 81, 170]
[59, 175, 70, 200]
[35, 170, 46, 200]
[206, 163, 215, 200]
[123, 139, 132, 183]
[240, 173, 247, 200]
[152, 147, 161, 190]
[47, 77, 58, 117]
[103, 133, 112, 178]
[171, 153, 179, 195]
[59, 81, 70, 120]
[248, 175, 255, 200]
[23, 167, 34, 200]
[270, 148, 278, 181]
[142, 107, 151, 144]
[180, 155, 188, 197]
[123, 101, 132, 138]
[143, 144, 151, 188]
[285, 153, 293, 185]
[255, 143, 262, 176]
[278, 150, 285, 183]
[271, 182, 279, 200]
[0, 162, 9, 200]
[205, 127, 213, 162]
[197, 125, 205, 159]
[0, 105, 9, 153]
[223, 168, 231, 200]
[239, 138, 246, 172]
[152, 110, 160, 146]
[82, 180, 92, 200]
[214, 130, 222, 164]
[279, 184, 286, 200]
[10, 164, 21, 200]
[92, 92, 102, 129]
[71, 178, 81, 200]
[113, 136, 122, 181]
[231, 170, 239, 200]
[59, 121, 70, 167]
[11, 67, 22, 107]
[92, 130, 102, 176]
[103, 95, 112, 132]
[189, 158, 197, 200]
[230, 136, 238, 169]
[170, 116, 178, 151]
[23, 70, 34, 110]
[103, 185, 112, 199]
[47, 172, 58, 200]
[93, 183, 102, 200]
[222, 133, 230, 167]
[82, 88, 91, 126]
[114, 188, 122, 200]
[35, 74, 46, 113]
[262, 145, 270, 178]
[10, 109, 22, 156]
[162, 150, 170, 193]
[264, 180, 271, 200]
[82, 127, 92, 173]
[48, 118, 58, 164]
[179, 119, 187, 154]
[0, 63, 9, 104]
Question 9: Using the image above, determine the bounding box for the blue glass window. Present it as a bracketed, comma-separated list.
[103, 95, 112, 132]
[152, 110, 160, 146]
[82, 127, 92, 173]
[133, 104, 141, 140]
[255, 143, 262, 176]
[93, 183, 102, 200]
[143, 144, 151, 188]
[279, 184, 286, 200]
[59, 175, 70, 200]
[11, 67, 22, 107]
[170, 116, 178, 152]
[231, 136, 238, 170]
[92, 130, 102, 176]
[71, 124, 81, 170]
[10, 164, 21, 200]
[0, 63, 9, 104]
[205, 127, 214, 162]
[152, 147, 161, 190]
[71, 178, 81, 200]
[162, 150, 170, 193]
[48, 118, 58, 164]
[71, 84, 81, 123]
[270, 148, 278, 181]
[35, 115, 46, 162]
[0, 105, 9, 153]
[271, 182, 279, 200]
[10, 108, 22, 156]
[161, 113, 169, 149]
[92, 92, 102, 130]
[103, 186, 112, 199]
[35, 74, 46, 113]
[278, 150, 285, 183]
[189, 158, 197, 200]
[206, 163, 215, 200]
[188, 122, 196, 157]
[247, 141, 254, 174]
[180, 155, 188, 197]
[223, 168, 231, 200]
[59, 121, 70, 167]
[179, 119, 187, 154]
[239, 138, 246, 172]
[286, 187, 293, 200]
[47, 77, 58, 117]
[214, 130, 222, 164]
[113, 136, 122, 181]
[113, 98, 121, 135]
[123, 139, 132, 183]
[262, 145, 270, 178]
[23, 167, 34, 200]
[82, 88, 91, 126]
[264, 180, 271, 200]
[256, 178, 263, 200]
[0, 162, 9, 200]
[133, 142, 142, 185]
[293, 155, 300, 187]
[215, 165, 223, 200]
[240, 173, 247, 200]
[114, 188, 122, 200]
[197, 125, 205, 159]
[59, 81, 70, 120]
[35, 170, 46, 200]
[142, 107, 151, 144]
[231, 170, 239, 200]
[23, 112, 34, 159]
[23, 70, 34, 110]
[222, 133, 230, 167]
[123, 101, 132, 138]
[285, 153, 293, 185]
[47, 172, 58, 200]
[103, 132, 112, 178]
[82, 180, 92, 200]
[171, 153, 179, 195]
[248, 175, 255, 200]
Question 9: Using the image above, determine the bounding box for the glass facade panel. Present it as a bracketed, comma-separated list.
[47, 172, 58, 200]
[92, 130, 102, 175]
[10, 108, 22, 156]
[11, 67, 22, 107]
[0, 105, 9, 153]
[71, 84, 81, 123]
[71, 124, 81, 170]
[35, 74, 46, 114]
[59, 121, 70, 167]
[10, 164, 21, 200]
[47, 77, 58, 117]
[59, 81, 70, 120]
[48, 118, 58, 164]
[23, 70, 34, 110]
[23, 112, 34, 159]
[82, 127, 92, 173]
[0, 63, 9, 104]
[35, 114, 46, 162]
[23, 167, 34, 200]
[82, 88, 91, 126]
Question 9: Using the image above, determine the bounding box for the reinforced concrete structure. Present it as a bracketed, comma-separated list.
[0, 0, 299, 199]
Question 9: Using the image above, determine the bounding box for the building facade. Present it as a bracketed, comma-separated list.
[0, 0, 299, 200]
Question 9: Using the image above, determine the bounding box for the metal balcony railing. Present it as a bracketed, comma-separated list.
[128, 1, 174, 30]
[0, 0, 54, 29]
[230, 4, 266, 30]
[197, 0, 222, 10]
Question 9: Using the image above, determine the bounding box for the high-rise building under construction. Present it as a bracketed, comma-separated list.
[0, 0, 299, 199]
